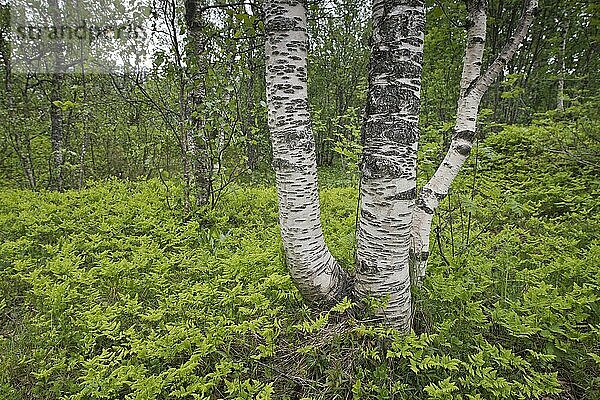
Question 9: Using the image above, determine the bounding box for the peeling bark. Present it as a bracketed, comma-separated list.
[264, 0, 350, 304]
[355, 0, 425, 330]
[411, 0, 538, 282]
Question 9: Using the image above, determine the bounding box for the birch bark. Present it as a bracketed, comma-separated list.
[355, 0, 425, 330]
[264, 0, 350, 304]
[411, 0, 538, 282]
[184, 0, 212, 207]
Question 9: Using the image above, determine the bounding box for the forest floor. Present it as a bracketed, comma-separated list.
[1, 116, 599, 399]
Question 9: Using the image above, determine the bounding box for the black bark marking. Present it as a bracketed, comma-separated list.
[369, 84, 420, 115]
[371, 49, 423, 78]
[454, 129, 475, 141]
[455, 143, 472, 156]
[416, 198, 434, 214]
[416, 187, 446, 214]
[362, 154, 405, 180]
[358, 260, 380, 275]
[360, 208, 377, 221]
[272, 157, 306, 172]
[363, 118, 419, 145]
[385, 187, 416, 201]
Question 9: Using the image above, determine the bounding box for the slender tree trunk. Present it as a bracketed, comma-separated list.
[245, 35, 259, 171]
[354, 0, 425, 330]
[180, 78, 192, 216]
[185, 0, 212, 207]
[264, 0, 350, 304]
[78, 66, 89, 189]
[8, 122, 37, 189]
[557, 22, 567, 111]
[412, 0, 487, 282]
[48, 0, 65, 191]
[79, 129, 90, 188]
[24, 135, 36, 189]
[20, 95, 37, 190]
[411, 0, 538, 282]
[50, 72, 65, 191]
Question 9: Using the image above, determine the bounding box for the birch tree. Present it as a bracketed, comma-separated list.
[264, 0, 538, 331]
[355, 0, 425, 328]
[48, 0, 66, 191]
[264, 0, 350, 303]
[411, 0, 538, 282]
[557, 21, 568, 111]
[184, 0, 212, 207]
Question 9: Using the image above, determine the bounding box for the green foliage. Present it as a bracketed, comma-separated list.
[421, 106, 600, 399]
[307, 0, 369, 167]
[330, 107, 363, 176]
[1, 115, 599, 398]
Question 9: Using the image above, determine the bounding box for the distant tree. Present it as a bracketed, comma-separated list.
[481, 0, 597, 123]
[47, 0, 66, 191]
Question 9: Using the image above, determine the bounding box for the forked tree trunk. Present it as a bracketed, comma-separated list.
[264, 0, 537, 331]
[355, 0, 425, 329]
[411, 0, 538, 282]
[264, 0, 350, 304]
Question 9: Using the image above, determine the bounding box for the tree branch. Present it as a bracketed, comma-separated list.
[471, 0, 538, 98]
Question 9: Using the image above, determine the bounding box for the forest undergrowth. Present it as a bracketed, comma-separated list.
[1, 112, 599, 399]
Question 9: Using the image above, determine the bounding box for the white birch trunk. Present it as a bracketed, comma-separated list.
[185, 0, 212, 207]
[557, 23, 567, 111]
[264, 0, 350, 304]
[355, 0, 425, 330]
[411, 0, 538, 282]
